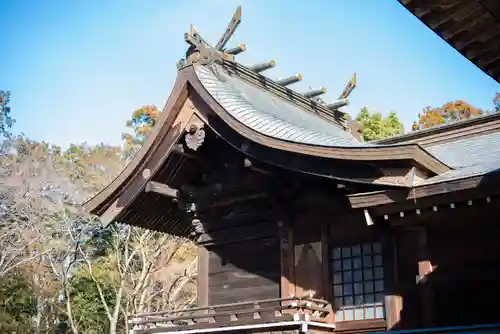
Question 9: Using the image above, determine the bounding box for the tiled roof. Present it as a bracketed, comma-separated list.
[425, 132, 500, 169]
[195, 63, 500, 185]
[416, 160, 500, 185]
[414, 131, 500, 185]
[188, 5, 500, 186]
[194, 64, 367, 147]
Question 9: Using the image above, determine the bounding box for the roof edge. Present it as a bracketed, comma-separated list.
[83, 71, 191, 217]
[188, 65, 450, 175]
[348, 169, 500, 210]
[375, 112, 500, 146]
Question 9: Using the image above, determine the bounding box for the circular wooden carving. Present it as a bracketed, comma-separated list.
[142, 168, 151, 179]
[185, 127, 206, 151]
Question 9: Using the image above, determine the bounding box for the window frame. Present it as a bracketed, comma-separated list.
[332, 241, 386, 321]
[328, 215, 391, 332]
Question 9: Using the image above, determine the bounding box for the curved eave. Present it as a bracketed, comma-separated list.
[348, 168, 500, 210]
[84, 64, 452, 226]
[187, 64, 450, 175]
[399, 0, 500, 83]
[83, 71, 191, 217]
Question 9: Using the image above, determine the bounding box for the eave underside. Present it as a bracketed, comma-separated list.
[191, 64, 450, 174]
[85, 66, 478, 232]
[400, 0, 500, 83]
[348, 167, 500, 215]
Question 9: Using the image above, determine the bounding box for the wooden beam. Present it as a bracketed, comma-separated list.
[205, 192, 266, 209]
[197, 246, 209, 307]
[172, 144, 197, 159]
[384, 229, 402, 330]
[279, 222, 292, 300]
[145, 181, 180, 199]
[415, 226, 435, 327]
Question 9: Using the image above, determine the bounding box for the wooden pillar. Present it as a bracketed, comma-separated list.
[279, 221, 295, 298]
[383, 227, 403, 330]
[394, 225, 427, 328]
[292, 219, 326, 299]
[321, 223, 331, 302]
[415, 225, 435, 328]
[197, 246, 209, 306]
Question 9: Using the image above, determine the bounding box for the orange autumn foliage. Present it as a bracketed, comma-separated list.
[412, 100, 484, 131]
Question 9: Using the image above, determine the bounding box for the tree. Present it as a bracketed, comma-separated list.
[0, 270, 37, 333]
[0, 90, 15, 138]
[493, 93, 500, 113]
[412, 100, 484, 131]
[0, 133, 126, 333]
[355, 107, 404, 141]
[0, 138, 58, 279]
[122, 105, 161, 158]
[0, 97, 197, 333]
[78, 224, 196, 334]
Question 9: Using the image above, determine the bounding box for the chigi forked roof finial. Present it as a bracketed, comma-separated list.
[177, 6, 357, 127]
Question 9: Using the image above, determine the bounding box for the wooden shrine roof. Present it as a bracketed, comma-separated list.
[84, 6, 500, 232]
[399, 0, 500, 83]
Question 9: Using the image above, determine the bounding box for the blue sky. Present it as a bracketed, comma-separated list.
[2, 0, 499, 147]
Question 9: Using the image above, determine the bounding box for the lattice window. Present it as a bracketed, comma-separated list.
[332, 242, 385, 321]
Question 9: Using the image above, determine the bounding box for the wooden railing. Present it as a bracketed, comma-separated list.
[128, 296, 333, 333]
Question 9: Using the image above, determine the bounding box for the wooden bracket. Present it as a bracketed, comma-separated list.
[191, 218, 205, 235]
[145, 181, 179, 199]
[415, 260, 437, 284]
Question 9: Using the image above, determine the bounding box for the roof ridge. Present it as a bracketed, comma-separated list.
[175, 6, 355, 130]
[374, 112, 500, 145]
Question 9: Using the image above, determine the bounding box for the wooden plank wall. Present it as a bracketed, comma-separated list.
[197, 196, 282, 305]
[394, 226, 424, 329]
[207, 237, 281, 304]
[426, 206, 500, 327]
[390, 203, 500, 329]
[292, 220, 329, 300]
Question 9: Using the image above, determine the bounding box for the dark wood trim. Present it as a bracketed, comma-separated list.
[329, 212, 379, 245]
[415, 225, 435, 328]
[287, 227, 296, 298]
[348, 171, 500, 210]
[321, 223, 331, 301]
[374, 193, 500, 231]
[279, 224, 293, 300]
[321, 223, 335, 324]
[197, 246, 209, 307]
[384, 225, 403, 330]
[185, 65, 449, 175]
[335, 319, 386, 333]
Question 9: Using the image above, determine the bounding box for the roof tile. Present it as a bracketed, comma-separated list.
[426, 132, 500, 168]
[195, 64, 372, 147]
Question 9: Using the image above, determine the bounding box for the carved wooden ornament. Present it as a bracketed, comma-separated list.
[185, 126, 206, 151]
